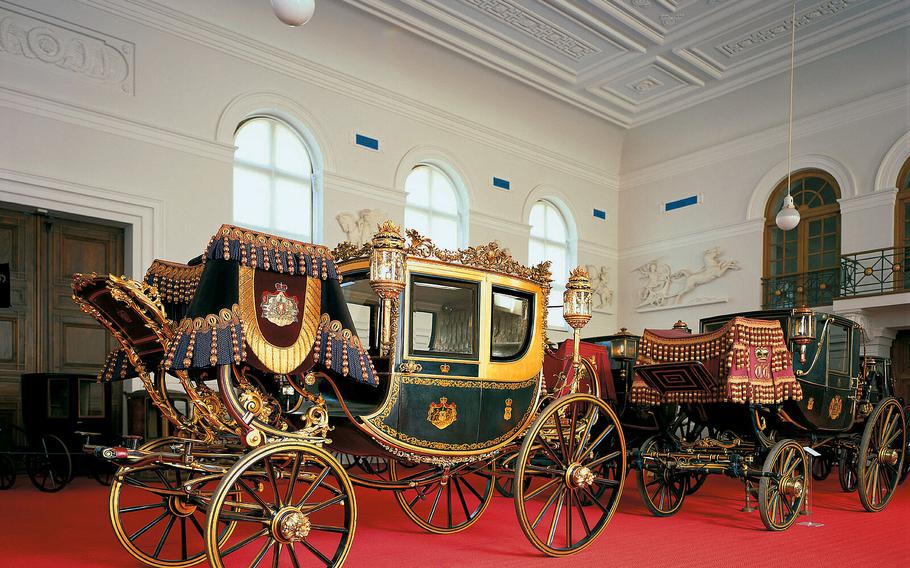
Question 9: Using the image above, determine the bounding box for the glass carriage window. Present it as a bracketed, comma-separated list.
[491, 287, 533, 360]
[47, 378, 69, 418]
[340, 272, 380, 352]
[233, 117, 314, 242]
[409, 276, 477, 358]
[78, 379, 104, 418]
[404, 165, 464, 250]
[827, 323, 850, 375]
[529, 200, 572, 328]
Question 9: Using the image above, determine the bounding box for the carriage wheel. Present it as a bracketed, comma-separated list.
[810, 454, 832, 482]
[389, 458, 494, 534]
[857, 398, 906, 512]
[26, 434, 72, 492]
[110, 437, 236, 567]
[671, 415, 712, 496]
[636, 435, 687, 517]
[838, 448, 858, 492]
[900, 405, 910, 485]
[493, 450, 529, 498]
[205, 441, 356, 568]
[0, 453, 15, 490]
[757, 439, 807, 531]
[514, 393, 625, 557]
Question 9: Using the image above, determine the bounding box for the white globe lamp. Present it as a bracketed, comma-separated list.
[775, 194, 800, 231]
[271, 0, 315, 26]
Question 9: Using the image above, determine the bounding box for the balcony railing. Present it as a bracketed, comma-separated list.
[840, 246, 908, 298]
[761, 267, 840, 309]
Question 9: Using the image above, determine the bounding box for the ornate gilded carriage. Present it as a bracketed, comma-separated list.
[71, 222, 628, 566]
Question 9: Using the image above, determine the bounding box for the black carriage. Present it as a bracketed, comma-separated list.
[72, 222, 627, 567]
[614, 308, 905, 530]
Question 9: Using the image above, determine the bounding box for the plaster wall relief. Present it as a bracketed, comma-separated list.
[585, 264, 615, 314]
[336, 209, 387, 246]
[0, 2, 134, 94]
[634, 247, 740, 312]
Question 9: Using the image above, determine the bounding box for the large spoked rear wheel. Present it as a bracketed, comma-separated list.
[758, 439, 807, 531]
[390, 458, 494, 534]
[205, 441, 356, 568]
[636, 435, 687, 517]
[26, 434, 72, 492]
[857, 398, 906, 512]
[514, 393, 626, 557]
[109, 437, 236, 568]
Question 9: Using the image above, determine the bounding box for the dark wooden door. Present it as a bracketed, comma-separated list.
[0, 206, 124, 432]
[891, 331, 910, 404]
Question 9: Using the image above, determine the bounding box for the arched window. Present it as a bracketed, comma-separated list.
[404, 164, 465, 250]
[529, 200, 573, 328]
[233, 117, 314, 242]
[763, 169, 841, 307]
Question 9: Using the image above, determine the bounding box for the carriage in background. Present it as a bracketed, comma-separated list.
[612, 308, 905, 531]
[72, 222, 627, 567]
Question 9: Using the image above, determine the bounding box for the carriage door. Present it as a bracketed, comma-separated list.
[0, 206, 124, 434]
[892, 331, 910, 403]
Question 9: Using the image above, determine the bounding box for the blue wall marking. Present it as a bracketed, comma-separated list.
[492, 177, 510, 190]
[593, 208, 606, 220]
[664, 195, 699, 212]
[355, 134, 379, 151]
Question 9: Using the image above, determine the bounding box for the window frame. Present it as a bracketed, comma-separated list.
[528, 199, 575, 331]
[404, 164, 467, 249]
[407, 274, 480, 361]
[762, 169, 842, 279]
[490, 285, 535, 363]
[232, 115, 316, 242]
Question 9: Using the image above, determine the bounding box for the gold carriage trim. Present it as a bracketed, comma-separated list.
[237, 265, 321, 375]
[98, 347, 136, 382]
[631, 316, 801, 406]
[144, 259, 203, 306]
[204, 224, 339, 281]
[312, 314, 379, 385]
[164, 305, 246, 370]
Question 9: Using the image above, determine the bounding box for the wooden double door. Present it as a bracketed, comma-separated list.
[0, 206, 124, 433]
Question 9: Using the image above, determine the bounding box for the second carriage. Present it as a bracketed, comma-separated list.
[73, 222, 628, 567]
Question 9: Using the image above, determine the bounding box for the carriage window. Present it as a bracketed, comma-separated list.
[827, 323, 850, 375]
[491, 288, 533, 360]
[47, 379, 69, 418]
[78, 379, 105, 418]
[340, 272, 380, 352]
[409, 276, 477, 358]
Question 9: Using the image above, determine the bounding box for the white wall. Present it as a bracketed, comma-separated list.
[0, 0, 622, 336]
[617, 28, 910, 332]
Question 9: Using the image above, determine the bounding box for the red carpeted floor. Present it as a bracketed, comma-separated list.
[1, 473, 908, 567]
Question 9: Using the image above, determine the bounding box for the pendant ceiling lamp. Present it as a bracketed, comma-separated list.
[271, 0, 315, 26]
[776, 3, 801, 231]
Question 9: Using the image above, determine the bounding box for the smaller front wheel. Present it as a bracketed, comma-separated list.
[838, 448, 858, 492]
[26, 434, 72, 492]
[636, 436, 687, 517]
[757, 439, 807, 531]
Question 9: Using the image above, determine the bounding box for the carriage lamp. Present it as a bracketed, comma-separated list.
[369, 221, 407, 358]
[563, 267, 593, 390]
[609, 328, 640, 380]
[788, 306, 816, 365]
[672, 320, 692, 333]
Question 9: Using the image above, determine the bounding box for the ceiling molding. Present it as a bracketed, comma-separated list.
[77, 0, 617, 187]
[344, 0, 910, 128]
[620, 219, 764, 260]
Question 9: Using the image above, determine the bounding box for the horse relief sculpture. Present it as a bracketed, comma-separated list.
[336, 209, 386, 246]
[585, 264, 614, 312]
[634, 248, 740, 311]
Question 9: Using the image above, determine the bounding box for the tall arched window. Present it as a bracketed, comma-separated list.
[763, 169, 841, 307]
[404, 164, 465, 250]
[529, 200, 573, 328]
[233, 117, 314, 242]
[895, 157, 910, 290]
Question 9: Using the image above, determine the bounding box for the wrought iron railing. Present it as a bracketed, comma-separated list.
[761, 267, 840, 309]
[840, 246, 908, 298]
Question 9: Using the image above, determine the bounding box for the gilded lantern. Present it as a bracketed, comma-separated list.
[562, 267, 593, 330]
[369, 221, 406, 299]
[610, 328, 639, 363]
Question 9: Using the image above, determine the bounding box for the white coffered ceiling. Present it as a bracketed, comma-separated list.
[343, 0, 910, 128]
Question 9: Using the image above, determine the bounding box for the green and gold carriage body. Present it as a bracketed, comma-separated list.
[72, 223, 628, 566]
[331, 251, 544, 460]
